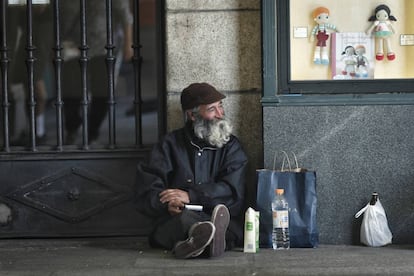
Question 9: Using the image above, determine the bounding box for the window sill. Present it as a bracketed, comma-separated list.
[261, 93, 414, 106]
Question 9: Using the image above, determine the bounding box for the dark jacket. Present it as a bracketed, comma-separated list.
[135, 122, 248, 219]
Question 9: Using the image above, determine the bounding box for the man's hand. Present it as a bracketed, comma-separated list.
[159, 189, 190, 216]
[159, 189, 190, 205]
[167, 199, 185, 216]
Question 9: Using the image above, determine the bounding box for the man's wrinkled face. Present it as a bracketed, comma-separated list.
[198, 101, 225, 121]
[191, 101, 233, 148]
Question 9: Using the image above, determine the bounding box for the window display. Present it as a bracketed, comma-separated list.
[289, 0, 413, 81]
[261, 0, 414, 102]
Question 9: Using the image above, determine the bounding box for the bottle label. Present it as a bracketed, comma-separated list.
[246, 221, 253, 231]
[272, 210, 289, 228]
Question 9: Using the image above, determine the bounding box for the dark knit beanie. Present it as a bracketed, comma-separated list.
[181, 83, 226, 110]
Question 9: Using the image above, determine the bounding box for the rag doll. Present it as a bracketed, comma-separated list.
[310, 6, 339, 65]
[366, 4, 397, 61]
[341, 45, 357, 77]
[355, 45, 369, 78]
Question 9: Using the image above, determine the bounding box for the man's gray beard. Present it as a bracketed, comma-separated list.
[193, 116, 233, 148]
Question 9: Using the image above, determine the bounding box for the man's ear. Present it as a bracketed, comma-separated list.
[186, 110, 196, 121]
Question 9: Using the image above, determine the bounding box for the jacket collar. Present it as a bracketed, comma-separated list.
[184, 121, 218, 151]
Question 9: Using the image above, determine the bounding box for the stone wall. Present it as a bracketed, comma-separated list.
[264, 105, 414, 244]
[164, 0, 263, 206]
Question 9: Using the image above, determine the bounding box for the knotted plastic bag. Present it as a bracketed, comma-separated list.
[355, 199, 392, 247]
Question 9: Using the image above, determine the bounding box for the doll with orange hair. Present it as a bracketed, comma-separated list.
[355, 45, 369, 78]
[310, 7, 339, 65]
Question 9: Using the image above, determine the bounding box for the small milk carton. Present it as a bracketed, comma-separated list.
[244, 207, 259, 253]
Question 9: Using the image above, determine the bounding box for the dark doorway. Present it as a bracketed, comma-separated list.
[0, 0, 164, 237]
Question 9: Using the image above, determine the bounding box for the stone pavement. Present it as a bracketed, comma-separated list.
[0, 237, 413, 275]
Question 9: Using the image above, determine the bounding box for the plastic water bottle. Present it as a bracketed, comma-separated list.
[272, 188, 290, 249]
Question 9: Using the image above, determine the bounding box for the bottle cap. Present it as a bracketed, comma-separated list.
[276, 188, 284, 195]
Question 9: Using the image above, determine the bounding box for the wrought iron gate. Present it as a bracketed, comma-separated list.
[0, 0, 163, 237]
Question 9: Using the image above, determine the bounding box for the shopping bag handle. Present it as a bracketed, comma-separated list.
[291, 152, 299, 170]
[273, 151, 292, 171]
[290, 152, 308, 172]
[273, 151, 307, 172]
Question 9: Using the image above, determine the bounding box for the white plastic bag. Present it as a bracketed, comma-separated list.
[355, 199, 392, 247]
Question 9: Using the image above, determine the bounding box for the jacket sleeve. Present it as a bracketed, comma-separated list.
[134, 141, 172, 218]
[187, 137, 248, 217]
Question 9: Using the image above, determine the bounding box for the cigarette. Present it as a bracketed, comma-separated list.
[184, 204, 203, 211]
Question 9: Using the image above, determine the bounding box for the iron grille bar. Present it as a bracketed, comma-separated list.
[79, 0, 90, 149]
[132, 0, 142, 146]
[53, 0, 64, 151]
[105, 0, 116, 149]
[0, 0, 10, 152]
[25, 0, 37, 151]
[1, 0, 149, 153]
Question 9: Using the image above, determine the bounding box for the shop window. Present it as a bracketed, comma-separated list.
[262, 0, 414, 105]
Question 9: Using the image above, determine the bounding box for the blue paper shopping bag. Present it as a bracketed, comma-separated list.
[255, 167, 319, 248]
